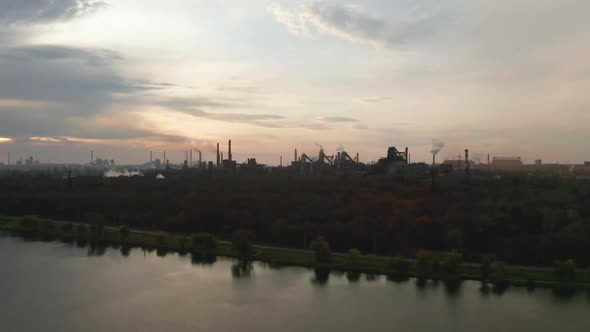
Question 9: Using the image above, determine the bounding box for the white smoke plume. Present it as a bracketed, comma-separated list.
[103, 169, 144, 178]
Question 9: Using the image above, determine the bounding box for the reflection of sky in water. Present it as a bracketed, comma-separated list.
[0, 233, 589, 332]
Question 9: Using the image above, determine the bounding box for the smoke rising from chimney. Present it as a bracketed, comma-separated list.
[431, 139, 445, 156]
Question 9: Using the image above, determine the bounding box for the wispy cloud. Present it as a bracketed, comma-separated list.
[0, 0, 107, 25]
[269, 1, 441, 47]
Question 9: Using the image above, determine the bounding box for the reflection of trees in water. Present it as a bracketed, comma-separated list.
[120, 245, 131, 257]
[232, 260, 253, 279]
[156, 248, 168, 257]
[552, 287, 579, 301]
[346, 270, 361, 283]
[87, 242, 106, 256]
[387, 274, 410, 284]
[365, 273, 380, 282]
[443, 280, 463, 297]
[311, 267, 331, 286]
[76, 238, 87, 248]
[191, 253, 217, 266]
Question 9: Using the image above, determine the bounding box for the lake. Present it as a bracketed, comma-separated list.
[0, 232, 589, 332]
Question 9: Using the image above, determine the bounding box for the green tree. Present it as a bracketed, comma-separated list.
[489, 261, 508, 286]
[389, 256, 410, 276]
[87, 213, 105, 240]
[191, 233, 217, 253]
[156, 232, 168, 247]
[416, 250, 436, 277]
[480, 254, 496, 281]
[553, 259, 576, 282]
[18, 215, 39, 231]
[232, 230, 255, 258]
[346, 248, 361, 267]
[441, 250, 463, 277]
[119, 225, 130, 243]
[310, 236, 331, 263]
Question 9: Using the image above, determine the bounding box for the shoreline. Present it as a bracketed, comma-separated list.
[1, 215, 589, 290]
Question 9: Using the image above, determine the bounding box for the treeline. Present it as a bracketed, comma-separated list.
[1, 171, 590, 267]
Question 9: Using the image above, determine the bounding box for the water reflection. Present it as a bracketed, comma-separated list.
[443, 280, 463, 297]
[387, 274, 410, 284]
[87, 242, 106, 256]
[346, 270, 361, 283]
[311, 267, 331, 286]
[120, 245, 131, 257]
[232, 260, 254, 279]
[191, 252, 217, 266]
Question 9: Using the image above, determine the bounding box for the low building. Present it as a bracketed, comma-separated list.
[491, 157, 524, 172]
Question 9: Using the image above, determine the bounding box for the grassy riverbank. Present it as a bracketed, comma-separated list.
[1, 215, 589, 289]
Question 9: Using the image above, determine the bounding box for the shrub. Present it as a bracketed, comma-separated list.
[60, 223, 74, 233]
[38, 220, 56, 234]
[440, 250, 463, 276]
[389, 256, 411, 276]
[346, 248, 361, 267]
[232, 230, 255, 258]
[553, 259, 576, 282]
[76, 224, 88, 234]
[178, 236, 189, 251]
[310, 236, 331, 263]
[480, 254, 496, 281]
[119, 225, 130, 243]
[18, 216, 39, 230]
[191, 233, 217, 253]
[489, 261, 508, 286]
[416, 250, 437, 277]
[156, 232, 168, 247]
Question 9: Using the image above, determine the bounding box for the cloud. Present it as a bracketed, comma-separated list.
[0, 45, 168, 139]
[0, 0, 107, 25]
[269, 1, 442, 47]
[318, 116, 359, 123]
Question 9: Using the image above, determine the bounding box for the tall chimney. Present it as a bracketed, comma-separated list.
[294, 149, 298, 163]
[186, 150, 188, 163]
[356, 152, 359, 163]
[190, 149, 193, 166]
[91, 150, 94, 164]
[216, 143, 220, 168]
[228, 140, 232, 161]
[465, 149, 470, 174]
[409, 153, 411, 164]
[432, 153, 436, 167]
[280, 156, 283, 167]
[150, 151, 153, 164]
[7, 152, 10, 165]
[163, 151, 166, 165]
[405, 147, 409, 165]
[198, 150, 202, 169]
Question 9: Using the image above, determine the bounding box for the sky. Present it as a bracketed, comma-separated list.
[0, 0, 589, 165]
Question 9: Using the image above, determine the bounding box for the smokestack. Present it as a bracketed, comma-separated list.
[465, 149, 470, 174]
[228, 140, 232, 161]
[190, 149, 193, 166]
[7, 152, 10, 165]
[432, 153, 436, 167]
[198, 150, 202, 169]
[280, 156, 283, 167]
[294, 149, 298, 163]
[163, 151, 166, 165]
[405, 147, 409, 165]
[150, 151, 153, 164]
[356, 152, 359, 163]
[216, 143, 220, 168]
[409, 153, 411, 164]
[186, 150, 189, 163]
[91, 150, 94, 164]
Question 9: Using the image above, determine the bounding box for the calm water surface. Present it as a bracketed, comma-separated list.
[1, 233, 589, 332]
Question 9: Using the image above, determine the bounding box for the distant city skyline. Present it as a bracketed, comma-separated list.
[1, 0, 590, 165]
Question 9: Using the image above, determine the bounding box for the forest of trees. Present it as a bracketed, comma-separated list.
[1, 170, 589, 267]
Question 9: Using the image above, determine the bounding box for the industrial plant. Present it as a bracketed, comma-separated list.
[1, 138, 590, 179]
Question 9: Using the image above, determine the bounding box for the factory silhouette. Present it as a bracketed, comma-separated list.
[2, 139, 590, 178]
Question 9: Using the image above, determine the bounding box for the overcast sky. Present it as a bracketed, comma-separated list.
[0, 0, 589, 165]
